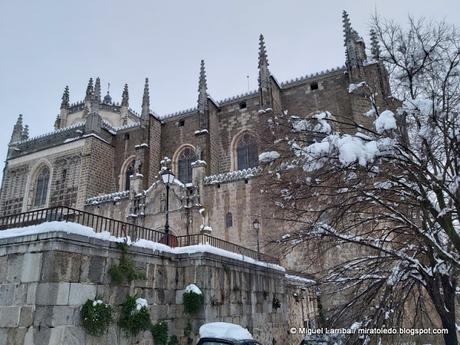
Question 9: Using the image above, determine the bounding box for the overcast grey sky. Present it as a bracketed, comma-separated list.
[1, 0, 459, 177]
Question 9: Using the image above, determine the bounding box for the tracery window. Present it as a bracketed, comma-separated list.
[178, 147, 196, 183]
[236, 133, 258, 170]
[33, 166, 50, 207]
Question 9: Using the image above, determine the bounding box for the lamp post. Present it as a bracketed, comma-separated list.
[161, 165, 175, 246]
[253, 219, 260, 260]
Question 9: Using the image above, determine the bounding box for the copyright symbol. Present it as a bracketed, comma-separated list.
[290, 328, 297, 334]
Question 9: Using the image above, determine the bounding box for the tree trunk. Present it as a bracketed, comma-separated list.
[427, 275, 458, 345]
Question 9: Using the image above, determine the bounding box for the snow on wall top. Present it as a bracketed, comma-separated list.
[203, 167, 261, 185]
[0, 221, 286, 271]
[85, 190, 130, 206]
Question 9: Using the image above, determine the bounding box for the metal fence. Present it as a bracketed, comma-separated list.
[0, 206, 280, 265]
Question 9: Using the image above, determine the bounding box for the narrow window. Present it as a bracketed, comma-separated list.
[178, 120, 185, 127]
[125, 161, 134, 191]
[178, 148, 196, 183]
[225, 212, 233, 228]
[236, 133, 258, 170]
[239, 101, 247, 109]
[33, 166, 50, 207]
[124, 133, 130, 140]
[310, 82, 319, 90]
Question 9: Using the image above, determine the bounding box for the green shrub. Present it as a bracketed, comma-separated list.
[80, 298, 113, 336]
[151, 321, 169, 345]
[168, 335, 179, 345]
[119, 294, 152, 336]
[184, 320, 192, 337]
[109, 242, 146, 284]
[183, 285, 204, 315]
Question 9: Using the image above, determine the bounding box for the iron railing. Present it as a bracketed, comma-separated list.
[0, 206, 280, 265]
[0, 206, 167, 243]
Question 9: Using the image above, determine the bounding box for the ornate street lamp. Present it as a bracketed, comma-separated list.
[253, 218, 261, 260]
[161, 164, 175, 245]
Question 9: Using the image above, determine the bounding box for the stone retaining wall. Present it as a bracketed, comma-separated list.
[0, 229, 312, 345]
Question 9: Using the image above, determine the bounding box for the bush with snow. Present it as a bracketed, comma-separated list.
[80, 298, 113, 337]
[183, 283, 204, 314]
[119, 294, 151, 336]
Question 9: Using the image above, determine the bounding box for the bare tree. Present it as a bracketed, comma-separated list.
[262, 16, 460, 345]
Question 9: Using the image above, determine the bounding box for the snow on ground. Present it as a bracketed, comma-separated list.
[199, 322, 253, 340]
[0, 222, 286, 272]
[185, 283, 202, 295]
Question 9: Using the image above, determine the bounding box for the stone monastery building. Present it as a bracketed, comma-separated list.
[0, 11, 392, 264]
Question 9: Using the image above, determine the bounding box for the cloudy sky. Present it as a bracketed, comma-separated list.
[1, 0, 459, 179]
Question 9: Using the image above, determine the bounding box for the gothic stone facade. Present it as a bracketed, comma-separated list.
[0, 12, 392, 268]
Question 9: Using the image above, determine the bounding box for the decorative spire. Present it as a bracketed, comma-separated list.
[121, 83, 129, 107]
[85, 78, 94, 101]
[370, 29, 381, 60]
[258, 34, 270, 90]
[60, 86, 70, 109]
[22, 125, 29, 140]
[197, 60, 208, 114]
[10, 114, 24, 143]
[94, 77, 101, 104]
[342, 10, 352, 45]
[141, 78, 150, 119]
[342, 10, 366, 69]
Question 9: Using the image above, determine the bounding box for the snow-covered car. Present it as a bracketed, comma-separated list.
[198, 322, 261, 345]
[197, 338, 262, 345]
[299, 334, 343, 345]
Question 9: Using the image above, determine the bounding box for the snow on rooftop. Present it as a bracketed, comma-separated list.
[0, 222, 285, 271]
[11, 122, 86, 145]
[199, 322, 253, 340]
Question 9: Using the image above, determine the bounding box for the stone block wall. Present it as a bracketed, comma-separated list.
[0, 229, 313, 345]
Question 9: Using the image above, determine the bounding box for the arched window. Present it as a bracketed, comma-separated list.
[178, 148, 196, 183]
[124, 161, 134, 191]
[225, 212, 233, 228]
[33, 166, 50, 207]
[236, 133, 258, 170]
